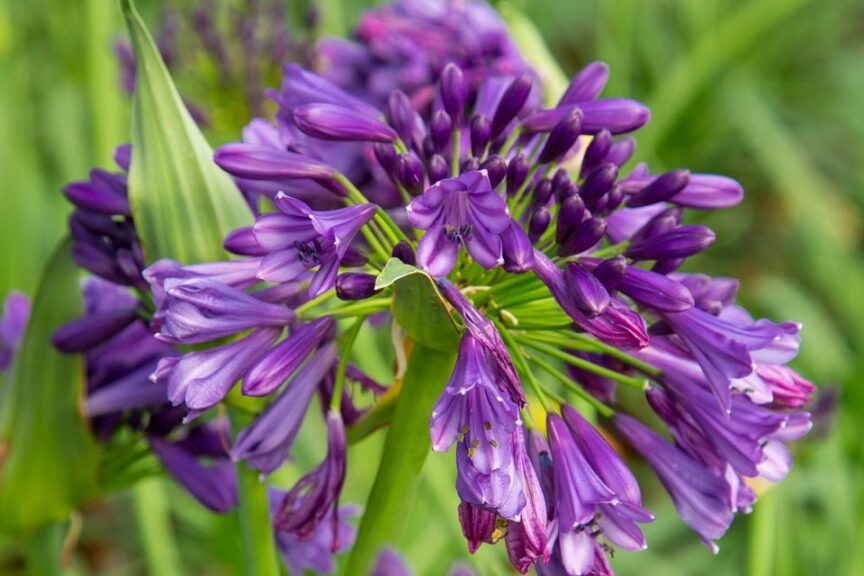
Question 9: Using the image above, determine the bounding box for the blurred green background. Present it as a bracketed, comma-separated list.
[1, 0, 862, 574]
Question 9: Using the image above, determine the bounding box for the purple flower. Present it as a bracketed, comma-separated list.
[276, 410, 347, 538]
[144, 258, 263, 308]
[438, 279, 526, 406]
[151, 278, 295, 345]
[756, 364, 816, 408]
[371, 548, 413, 576]
[615, 414, 734, 551]
[505, 427, 549, 572]
[152, 327, 282, 412]
[0, 292, 30, 371]
[242, 318, 335, 396]
[661, 306, 795, 410]
[533, 251, 649, 350]
[232, 345, 336, 475]
[407, 170, 511, 277]
[458, 501, 498, 553]
[431, 334, 524, 518]
[270, 490, 357, 576]
[150, 434, 238, 513]
[253, 193, 376, 296]
[318, 0, 534, 107]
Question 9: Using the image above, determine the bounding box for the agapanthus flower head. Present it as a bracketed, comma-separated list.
[0, 292, 30, 372]
[317, 0, 535, 107]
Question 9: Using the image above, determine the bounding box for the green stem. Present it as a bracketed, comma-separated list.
[332, 317, 367, 410]
[451, 128, 461, 177]
[525, 352, 615, 418]
[133, 478, 183, 576]
[26, 523, 64, 576]
[344, 343, 458, 573]
[517, 337, 649, 390]
[228, 407, 281, 576]
[299, 298, 392, 321]
[496, 320, 550, 412]
[537, 331, 662, 376]
[293, 288, 337, 317]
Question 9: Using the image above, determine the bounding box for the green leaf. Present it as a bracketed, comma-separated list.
[499, 2, 569, 105]
[344, 343, 458, 574]
[376, 258, 460, 352]
[121, 0, 251, 264]
[0, 238, 100, 535]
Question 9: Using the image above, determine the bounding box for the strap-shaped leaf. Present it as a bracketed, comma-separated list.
[122, 0, 251, 264]
[0, 239, 100, 534]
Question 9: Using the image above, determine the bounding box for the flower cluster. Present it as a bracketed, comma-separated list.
[51, 0, 815, 574]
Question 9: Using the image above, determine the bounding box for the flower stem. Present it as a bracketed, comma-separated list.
[336, 173, 411, 245]
[331, 317, 367, 411]
[133, 478, 183, 576]
[496, 320, 550, 412]
[517, 336, 649, 390]
[298, 297, 392, 321]
[293, 288, 337, 317]
[451, 127, 461, 177]
[344, 343, 458, 573]
[227, 407, 281, 576]
[524, 352, 615, 418]
[530, 330, 662, 377]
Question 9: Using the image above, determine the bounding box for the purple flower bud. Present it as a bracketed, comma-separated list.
[532, 178, 553, 206]
[551, 169, 570, 201]
[242, 319, 334, 397]
[233, 345, 336, 474]
[606, 137, 636, 167]
[397, 154, 425, 196]
[627, 169, 691, 208]
[336, 273, 378, 300]
[371, 549, 412, 576]
[626, 225, 716, 261]
[431, 110, 453, 152]
[618, 266, 695, 311]
[629, 208, 682, 244]
[53, 304, 139, 354]
[555, 195, 586, 244]
[560, 61, 609, 105]
[581, 130, 612, 177]
[564, 263, 610, 317]
[528, 207, 551, 243]
[0, 292, 29, 371]
[441, 63, 466, 124]
[114, 143, 132, 171]
[506, 154, 529, 197]
[461, 157, 481, 173]
[580, 163, 618, 206]
[373, 142, 397, 175]
[491, 73, 534, 139]
[387, 90, 424, 148]
[152, 327, 281, 412]
[458, 501, 497, 554]
[522, 99, 650, 135]
[276, 410, 347, 538]
[215, 143, 337, 183]
[537, 109, 582, 164]
[150, 436, 238, 513]
[480, 155, 507, 189]
[223, 226, 267, 256]
[502, 222, 535, 273]
[592, 256, 627, 289]
[294, 103, 397, 143]
[392, 240, 417, 266]
[428, 153, 449, 184]
[470, 114, 492, 157]
[559, 216, 606, 257]
[621, 173, 744, 209]
[63, 172, 131, 216]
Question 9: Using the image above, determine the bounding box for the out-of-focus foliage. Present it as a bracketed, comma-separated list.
[0, 0, 862, 574]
